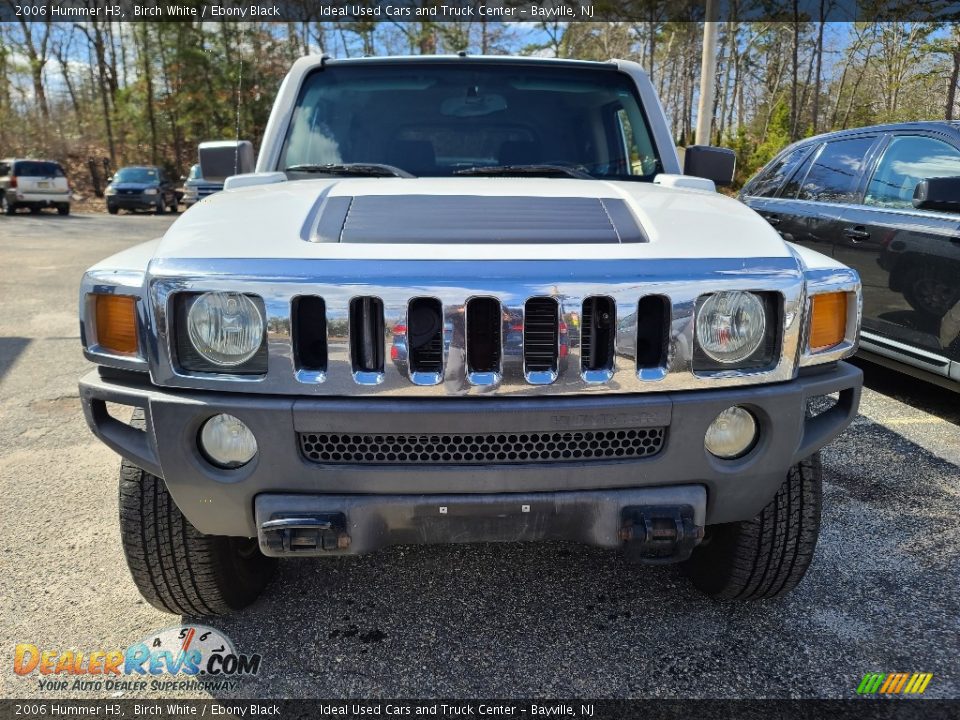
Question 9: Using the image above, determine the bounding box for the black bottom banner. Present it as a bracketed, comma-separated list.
[1, 700, 958, 720]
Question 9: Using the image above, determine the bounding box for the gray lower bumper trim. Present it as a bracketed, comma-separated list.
[79, 362, 862, 537]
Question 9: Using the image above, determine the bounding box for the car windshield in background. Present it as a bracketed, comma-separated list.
[14, 161, 64, 177]
[280, 62, 662, 181]
[115, 167, 158, 183]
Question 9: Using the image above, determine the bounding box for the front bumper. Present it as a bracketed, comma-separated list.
[107, 194, 157, 210]
[79, 363, 862, 540]
[8, 189, 70, 205]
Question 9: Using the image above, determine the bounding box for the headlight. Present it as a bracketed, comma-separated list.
[143, 187, 158, 195]
[695, 291, 766, 364]
[104, 187, 117, 196]
[186, 292, 264, 366]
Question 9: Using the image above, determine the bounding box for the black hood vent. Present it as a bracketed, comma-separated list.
[311, 195, 646, 244]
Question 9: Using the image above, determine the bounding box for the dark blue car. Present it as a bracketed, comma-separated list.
[105, 166, 179, 215]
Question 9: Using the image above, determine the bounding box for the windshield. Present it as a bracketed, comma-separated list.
[14, 161, 64, 177]
[114, 167, 159, 184]
[280, 62, 662, 181]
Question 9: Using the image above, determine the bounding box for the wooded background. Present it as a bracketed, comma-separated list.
[1, 16, 958, 194]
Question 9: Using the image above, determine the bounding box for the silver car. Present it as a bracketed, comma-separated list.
[181, 163, 223, 207]
[0, 158, 72, 215]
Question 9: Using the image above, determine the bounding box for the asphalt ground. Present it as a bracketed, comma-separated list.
[1, 212, 957, 700]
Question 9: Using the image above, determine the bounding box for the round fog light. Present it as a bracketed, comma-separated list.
[705, 406, 757, 459]
[199, 413, 257, 468]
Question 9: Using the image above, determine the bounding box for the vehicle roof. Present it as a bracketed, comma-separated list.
[117, 165, 161, 170]
[791, 121, 960, 145]
[3, 158, 64, 164]
[318, 53, 616, 69]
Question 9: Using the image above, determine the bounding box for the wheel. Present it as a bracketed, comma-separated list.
[107, 205, 119, 215]
[169, 197, 180, 214]
[901, 264, 959, 317]
[155, 197, 165, 215]
[1, 194, 13, 215]
[29, 205, 40, 214]
[57, 204, 70, 216]
[684, 453, 822, 600]
[119, 409, 276, 615]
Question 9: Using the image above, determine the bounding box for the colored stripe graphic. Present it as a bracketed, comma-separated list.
[905, 673, 934, 694]
[857, 673, 886, 694]
[857, 673, 933, 695]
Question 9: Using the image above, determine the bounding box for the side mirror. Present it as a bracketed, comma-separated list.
[913, 177, 960, 213]
[180, 175, 187, 182]
[107, 175, 113, 183]
[683, 145, 736, 187]
[198, 140, 255, 183]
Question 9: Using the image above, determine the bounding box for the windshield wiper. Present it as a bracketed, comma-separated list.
[454, 164, 593, 180]
[284, 163, 414, 178]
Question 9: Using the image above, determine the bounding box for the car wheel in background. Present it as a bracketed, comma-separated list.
[29, 205, 40, 214]
[901, 264, 959, 318]
[57, 204, 70, 216]
[1, 194, 13, 215]
[155, 197, 165, 215]
[107, 205, 119, 215]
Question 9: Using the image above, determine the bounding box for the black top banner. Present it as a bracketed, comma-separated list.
[2, 0, 959, 23]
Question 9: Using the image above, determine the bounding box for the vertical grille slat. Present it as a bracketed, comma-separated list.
[350, 296, 384, 373]
[292, 296, 327, 372]
[466, 297, 502, 376]
[636, 295, 669, 369]
[524, 297, 559, 373]
[408, 297, 444, 374]
[581, 296, 616, 372]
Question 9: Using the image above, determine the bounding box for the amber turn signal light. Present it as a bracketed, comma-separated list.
[94, 294, 138, 355]
[809, 292, 847, 351]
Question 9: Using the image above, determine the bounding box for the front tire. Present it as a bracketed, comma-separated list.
[57, 203, 70, 216]
[684, 453, 822, 600]
[1, 195, 13, 215]
[119, 411, 275, 615]
[155, 197, 165, 215]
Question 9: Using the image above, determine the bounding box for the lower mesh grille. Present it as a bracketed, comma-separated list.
[299, 428, 666, 465]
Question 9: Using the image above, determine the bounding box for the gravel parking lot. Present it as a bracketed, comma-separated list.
[1, 213, 957, 700]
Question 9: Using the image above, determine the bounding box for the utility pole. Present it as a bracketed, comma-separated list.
[695, 0, 719, 145]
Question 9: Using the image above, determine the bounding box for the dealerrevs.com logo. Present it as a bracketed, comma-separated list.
[14, 625, 261, 693]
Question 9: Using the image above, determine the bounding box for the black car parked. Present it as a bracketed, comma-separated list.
[105, 166, 179, 215]
[741, 121, 960, 390]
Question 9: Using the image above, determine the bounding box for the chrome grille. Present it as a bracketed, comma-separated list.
[299, 427, 666, 465]
[149, 257, 806, 397]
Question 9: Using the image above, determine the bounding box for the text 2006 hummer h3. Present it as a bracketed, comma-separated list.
[79, 56, 863, 615]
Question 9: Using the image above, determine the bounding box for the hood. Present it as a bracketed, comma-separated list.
[152, 177, 791, 263]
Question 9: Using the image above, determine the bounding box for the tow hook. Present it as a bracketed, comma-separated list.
[620, 506, 704, 563]
[259, 514, 350, 554]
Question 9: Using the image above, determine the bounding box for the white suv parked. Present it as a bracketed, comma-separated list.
[0, 158, 72, 216]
